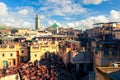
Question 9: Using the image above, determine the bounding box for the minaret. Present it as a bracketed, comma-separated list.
[35, 14, 40, 30]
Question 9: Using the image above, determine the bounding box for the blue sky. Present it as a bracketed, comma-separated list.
[0, 0, 120, 30]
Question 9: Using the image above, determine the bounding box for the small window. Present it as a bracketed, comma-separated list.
[10, 53, 13, 57]
[35, 54, 37, 57]
[2, 53, 5, 57]
[21, 50, 24, 53]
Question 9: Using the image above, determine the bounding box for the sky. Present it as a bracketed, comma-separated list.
[0, 0, 120, 30]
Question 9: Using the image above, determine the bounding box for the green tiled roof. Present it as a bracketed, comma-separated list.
[50, 23, 60, 28]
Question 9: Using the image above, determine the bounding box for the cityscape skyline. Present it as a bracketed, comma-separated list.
[0, 0, 120, 30]
[0, 1, 120, 80]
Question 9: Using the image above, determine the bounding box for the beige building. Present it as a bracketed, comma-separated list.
[0, 42, 29, 68]
[30, 35, 74, 62]
[0, 44, 18, 68]
[0, 29, 74, 68]
[0, 37, 16, 68]
[30, 40, 59, 62]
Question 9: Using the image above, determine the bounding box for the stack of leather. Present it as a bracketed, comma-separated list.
[0, 62, 58, 80]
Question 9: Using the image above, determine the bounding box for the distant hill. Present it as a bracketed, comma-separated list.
[0, 25, 11, 30]
[0, 24, 31, 30]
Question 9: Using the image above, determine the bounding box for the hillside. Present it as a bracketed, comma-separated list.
[0, 25, 11, 30]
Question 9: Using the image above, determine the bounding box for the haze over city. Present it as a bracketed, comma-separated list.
[0, 0, 120, 30]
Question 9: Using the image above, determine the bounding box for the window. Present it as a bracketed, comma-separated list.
[2, 53, 5, 57]
[35, 54, 37, 57]
[103, 50, 109, 56]
[112, 50, 118, 56]
[10, 53, 13, 57]
[21, 50, 24, 53]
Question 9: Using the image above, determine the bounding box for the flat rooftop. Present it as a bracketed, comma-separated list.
[97, 67, 120, 74]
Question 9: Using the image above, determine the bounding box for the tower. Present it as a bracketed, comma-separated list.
[35, 14, 40, 30]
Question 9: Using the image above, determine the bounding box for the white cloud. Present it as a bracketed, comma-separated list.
[47, 0, 72, 6]
[39, 0, 87, 16]
[61, 4, 87, 15]
[83, 0, 103, 5]
[52, 8, 65, 16]
[0, 2, 8, 16]
[66, 10, 120, 30]
[66, 15, 108, 30]
[64, 17, 71, 20]
[40, 7, 49, 11]
[67, 23, 75, 28]
[18, 9, 29, 15]
[0, 2, 35, 29]
[109, 10, 120, 22]
[40, 15, 45, 19]
[40, 9, 120, 30]
[4, 17, 34, 28]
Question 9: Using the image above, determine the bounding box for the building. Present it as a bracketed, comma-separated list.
[0, 43, 29, 68]
[30, 36, 59, 62]
[58, 40, 80, 65]
[113, 27, 120, 40]
[91, 40, 120, 66]
[0, 37, 29, 68]
[113, 29, 120, 40]
[26, 34, 73, 62]
[72, 50, 93, 71]
[46, 23, 60, 34]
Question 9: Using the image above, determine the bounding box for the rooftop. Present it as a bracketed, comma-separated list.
[50, 23, 60, 28]
[97, 67, 120, 74]
[97, 67, 120, 80]
[65, 40, 79, 43]
[72, 51, 92, 63]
